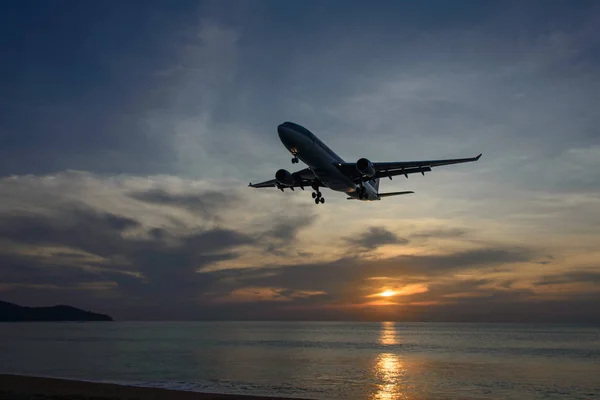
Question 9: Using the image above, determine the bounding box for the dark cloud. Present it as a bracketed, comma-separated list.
[344, 227, 409, 250]
[427, 278, 494, 295]
[535, 254, 555, 265]
[258, 211, 319, 256]
[534, 270, 600, 286]
[266, 217, 314, 242]
[499, 279, 517, 289]
[0, 206, 139, 258]
[130, 189, 237, 220]
[128, 187, 319, 257]
[0, 250, 130, 292]
[406, 247, 532, 272]
[412, 228, 468, 239]
[405, 278, 537, 311]
[183, 229, 253, 252]
[0, 202, 255, 308]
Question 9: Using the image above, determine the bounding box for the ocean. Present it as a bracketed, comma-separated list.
[0, 321, 598, 399]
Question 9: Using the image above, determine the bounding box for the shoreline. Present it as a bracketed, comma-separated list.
[0, 374, 312, 400]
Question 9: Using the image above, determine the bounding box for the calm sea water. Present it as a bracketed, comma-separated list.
[0, 322, 598, 399]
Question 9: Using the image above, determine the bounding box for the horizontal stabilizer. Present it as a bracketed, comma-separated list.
[346, 191, 415, 200]
[378, 191, 414, 198]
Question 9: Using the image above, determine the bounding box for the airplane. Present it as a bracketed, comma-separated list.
[248, 122, 482, 205]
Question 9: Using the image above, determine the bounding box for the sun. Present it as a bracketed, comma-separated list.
[379, 290, 396, 297]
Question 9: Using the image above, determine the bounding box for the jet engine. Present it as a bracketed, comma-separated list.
[356, 158, 376, 177]
[275, 169, 295, 186]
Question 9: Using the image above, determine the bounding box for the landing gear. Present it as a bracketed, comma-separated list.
[291, 157, 299, 164]
[310, 181, 324, 204]
[312, 190, 324, 205]
[357, 185, 367, 200]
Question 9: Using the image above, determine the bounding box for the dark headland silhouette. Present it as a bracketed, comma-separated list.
[0, 300, 113, 321]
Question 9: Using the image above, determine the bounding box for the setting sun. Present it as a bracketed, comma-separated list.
[366, 284, 430, 299]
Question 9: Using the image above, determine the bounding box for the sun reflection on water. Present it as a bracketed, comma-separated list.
[371, 322, 409, 400]
[379, 321, 398, 346]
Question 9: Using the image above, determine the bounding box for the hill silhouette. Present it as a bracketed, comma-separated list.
[0, 300, 113, 321]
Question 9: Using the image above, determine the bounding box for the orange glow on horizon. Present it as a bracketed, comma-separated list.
[379, 290, 397, 297]
[365, 299, 398, 306]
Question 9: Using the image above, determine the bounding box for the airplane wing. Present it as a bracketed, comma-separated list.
[337, 154, 482, 182]
[248, 168, 323, 190]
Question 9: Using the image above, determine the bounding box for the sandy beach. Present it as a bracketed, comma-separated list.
[0, 375, 310, 400]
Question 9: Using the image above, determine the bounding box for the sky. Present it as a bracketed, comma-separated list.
[1, 0, 599, 322]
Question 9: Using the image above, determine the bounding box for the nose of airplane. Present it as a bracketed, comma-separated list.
[277, 123, 287, 137]
[277, 123, 294, 145]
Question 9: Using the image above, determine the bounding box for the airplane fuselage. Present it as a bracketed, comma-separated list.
[277, 122, 379, 200]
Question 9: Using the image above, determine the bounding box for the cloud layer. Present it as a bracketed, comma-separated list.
[0, 172, 597, 322]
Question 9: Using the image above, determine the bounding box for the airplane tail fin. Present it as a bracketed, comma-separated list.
[378, 191, 414, 198]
